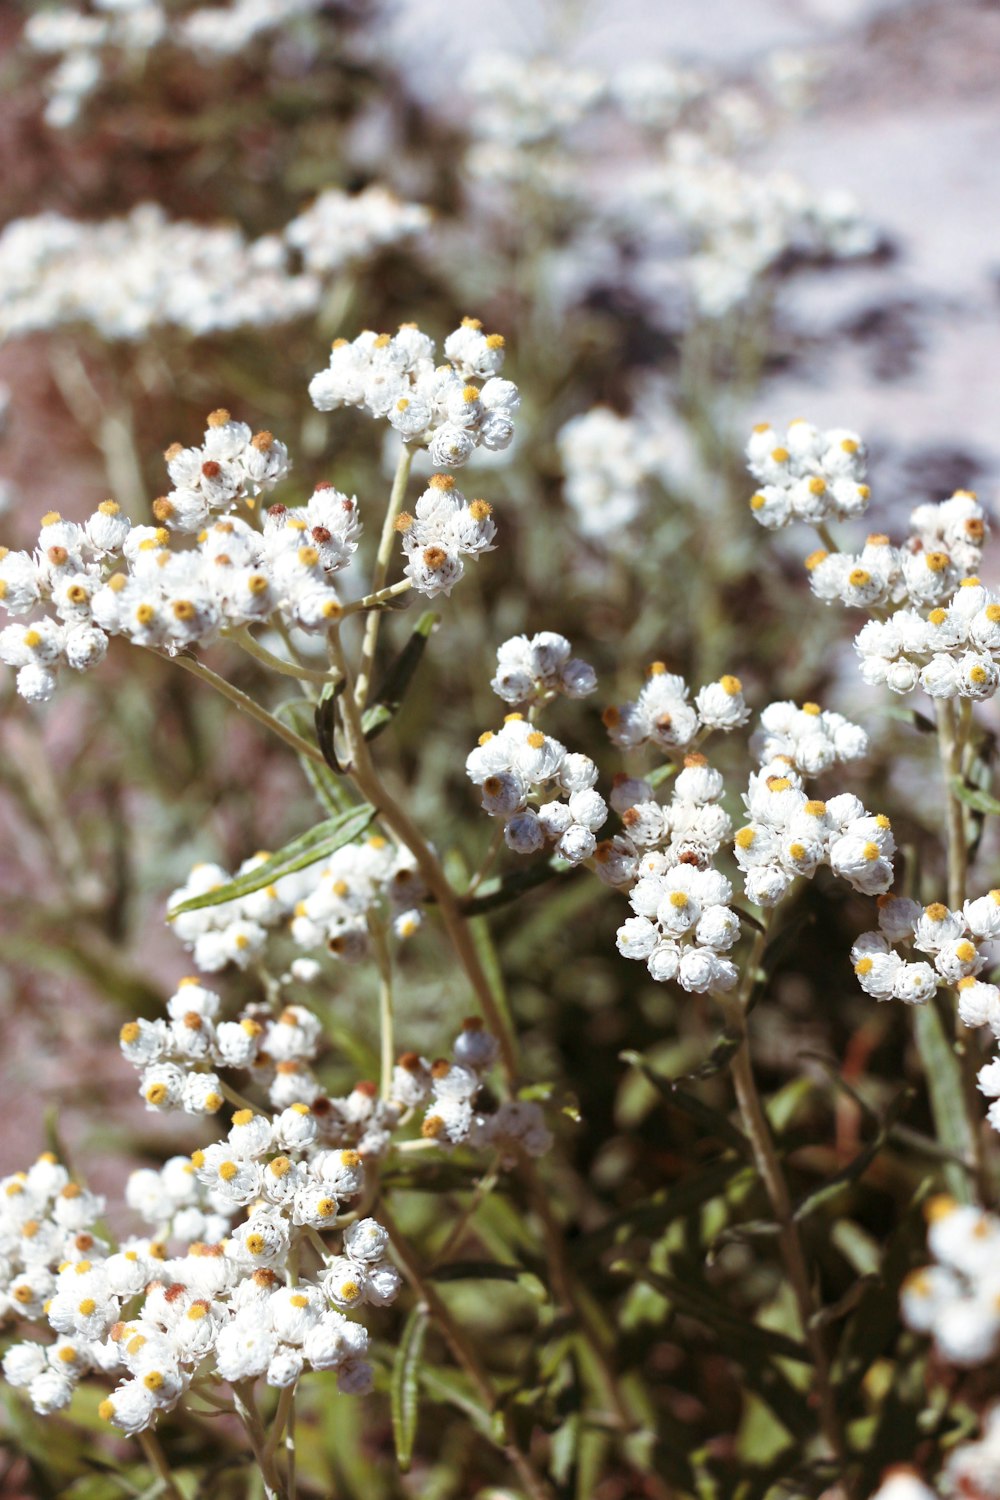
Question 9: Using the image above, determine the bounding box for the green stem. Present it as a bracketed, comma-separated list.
[370, 917, 395, 1102]
[137, 1429, 185, 1500]
[158, 652, 326, 768]
[937, 699, 968, 910]
[934, 697, 984, 1192]
[232, 1381, 288, 1500]
[326, 627, 519, 1085]
[814, 521, 839, 554]
[340, 579, 413, 618]
[354, 445, 413, 709]
[723, 922, 853, 1484]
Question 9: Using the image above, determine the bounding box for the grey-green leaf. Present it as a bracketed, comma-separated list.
[166, 803, 376, 918]
[362, 611, 438, 742]
[391, 1304, 428, 1472]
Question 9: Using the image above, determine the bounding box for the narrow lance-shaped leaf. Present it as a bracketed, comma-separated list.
[950, 775, 1000, 816]
[167, 803, 376, 918]
[315, 678, 346, 772]
[461, 856, 568, 915]
[911, 991, 977, 1203]
[391, 1304, 428, 1473]
[363, 610, 438, 741]
[619, 1050, 750, 1158]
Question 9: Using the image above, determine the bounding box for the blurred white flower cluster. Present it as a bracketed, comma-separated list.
[23, 0, 332, 126]
[0, 191, 429, 343]
[462, 49, 875, 322]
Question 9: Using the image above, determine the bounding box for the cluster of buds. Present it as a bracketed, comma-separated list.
[466, 714, 607, 865]
[394, 1019, 552, 1161]
[490, 631, 597, 707]
[603, 662, 750, 753]
[613, 755, 738, 990]
[735, 765, 894, 907]
[393, 475, 497, 598]
[901, 1196, 1000, 1367]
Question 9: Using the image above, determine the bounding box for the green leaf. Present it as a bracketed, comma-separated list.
[619, 1050, 750, 1157]
[647, 761, 680, 788]
[950, 776, 1000, 815]
[793, 1087, 913, 1221]
[614, 1262, 811, 1364]
[428, 1260, 525, 1283]
[390, 1304, 428, 1472]
[461, 856, 568, 915]
[314, 680, 346, 772]
[362, 611, 438, 741]
[911, 993, 976, 1203]
[881, 704, 936, 734]
[166, 804, 376, 918]
[572, 1159, 751, 1266]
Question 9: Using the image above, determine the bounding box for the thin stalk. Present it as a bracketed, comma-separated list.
[232, 1381, 288, 1500]
[724, 924, 852, 1483]
[814, 521, 839, 554]
[229, 628, 337, 686]
[354, 445, 414, 709]
[137, 1429, 185, 1500]
[466, 822, 505, 897]
[934, 697, 985, 1190]
[522, 1158, 635, 1434]
[937, 699, 968, 910]
[219, 1080, 263, 1114]
[327, 627, 519, 1084]
[377, 1200, 554, 1500]
[340, 579, 413, 618]
[263, 1383, 296, 1462]
[370, 917, 395, 1101]
[156, 651, 327, 768]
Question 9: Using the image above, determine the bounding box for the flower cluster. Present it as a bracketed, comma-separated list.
[745, 419, 869, 530]
[0, 187, 430, 344]
[23, 0, 336, 126]
[393, 475, 497, 597]
[851, 895, 1000, 1014]
[749, 699, 868, 775]
[284, 186, 431, 277]
[0, 1144, 395, 1431]
[490, 631, 597, 708]
[852, 574, 1000, 701]
[602, 663, 751, 753]
[556, 406, 682, 541]
[0, 207, 318, 342]
[614, 756, 739, 992]
[901, 1196, 1000, 1367]
[169, 833, 425, 975]
[628, 141, 875, 321]
[735, 770, 894, 907]
[308, 319, 520, 467]
[395, 1020, 553, 1161]
[466, 715, 608, 865]
[0, 411, 332, 702]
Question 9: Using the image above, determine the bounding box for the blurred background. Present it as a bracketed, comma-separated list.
[1, 1, 999, 1493]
